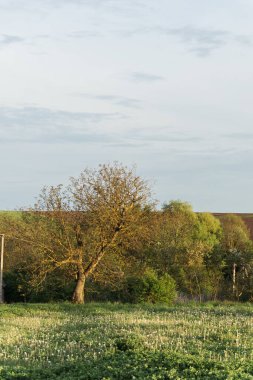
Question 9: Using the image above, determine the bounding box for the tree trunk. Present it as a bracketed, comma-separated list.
[72, 271, 86, 304]
[232, 262, 237, 299]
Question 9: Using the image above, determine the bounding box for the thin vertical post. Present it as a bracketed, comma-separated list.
[0, 234, 4, 303]
[232, 262, 237, 299]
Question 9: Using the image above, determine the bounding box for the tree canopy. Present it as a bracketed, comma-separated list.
[5, 163, 153, 303]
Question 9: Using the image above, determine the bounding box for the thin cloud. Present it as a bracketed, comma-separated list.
[160, 26, 229, 56]
[0, 107, 202, 147]
[127, 127, 202, 143]
[222, 132, 253, 140]
[76, 93, 142, 109]
[68, 30, 102, 39]
[0, 34, 25, 46]
[130, 72, 165, 83]
[51, 0, 146, 14]
[0, 0, 145, 13]
[96, 129, 202, 149]
[0, 106, 123, 143]
[119, 25, 253, 57]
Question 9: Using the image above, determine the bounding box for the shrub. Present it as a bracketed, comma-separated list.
[4, 270, 75, 303]
[126, 269, 177, 304]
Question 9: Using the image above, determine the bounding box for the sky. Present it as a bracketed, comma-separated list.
[1, 0, 253, 211]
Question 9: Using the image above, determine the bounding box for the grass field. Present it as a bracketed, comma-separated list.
[0, 302, 253, 379]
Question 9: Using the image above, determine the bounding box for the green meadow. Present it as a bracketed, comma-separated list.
[0, 302, 252, 379]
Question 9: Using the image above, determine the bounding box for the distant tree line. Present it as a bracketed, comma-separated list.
[1, 163, 253, 304]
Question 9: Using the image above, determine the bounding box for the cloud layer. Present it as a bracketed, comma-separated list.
[0, 0, 253, 211]
[0, 107, 122, 143]
[0, 34, 25, 46]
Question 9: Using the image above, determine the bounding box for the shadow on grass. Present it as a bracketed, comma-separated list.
[1, 300, 253, 314]
[1, 349, 253, 380]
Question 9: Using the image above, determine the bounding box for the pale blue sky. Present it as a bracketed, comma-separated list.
[1, 0, 253, 211]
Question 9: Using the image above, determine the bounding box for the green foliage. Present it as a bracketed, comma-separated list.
[196, 212, 222, 248]
[217, 214, 253, 300]
[150, 201, 223, 300]
[4, 270, 75, 303]
[220, 214, 251, 252]
[126, 269, 177, 304]
[2, 351, 253, 379]
[3, 270, 29, 302]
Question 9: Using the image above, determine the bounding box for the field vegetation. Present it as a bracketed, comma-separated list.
[0, 302, 253, 379]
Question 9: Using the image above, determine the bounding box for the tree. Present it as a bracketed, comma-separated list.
[150, 201, 221, 300]
[10, 163, 153, 304]
[219, 214, 253, 300]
